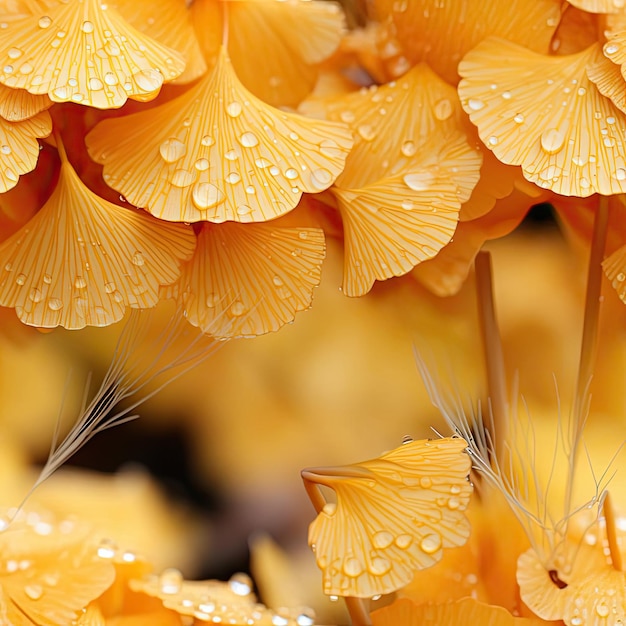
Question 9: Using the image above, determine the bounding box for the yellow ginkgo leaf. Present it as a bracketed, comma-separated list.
[603, 242, 626, 302]
[0, 159, 196, 328]
[333, 163, 462, 297]
[371, 597, 542, 626]
[171, 221, 325, 338]
[587, 53, 626, 114]
[86, 46, 353, 223]
[223, 0, 345, 108]
[517, 543, 626, 625]
[0, 511, 115, 626]
[568, 0, 626, 13]
[324, 63, 479, 193]
[459, 39, 626, 197]
[0, 109, 51, 192]
[372, 0, 561, 84]
[0, 83, 51, 122]
[130, 570, 298, 624]
[0, 0, 186, 108]
[115, 0, 206, 85]
[303, 437, 472, 598]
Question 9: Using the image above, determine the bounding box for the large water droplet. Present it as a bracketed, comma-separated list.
[132, 251, 145, 266]
[229, 573, 252, 596]
[420, 533, 442, 554]
[192, 183, 224, 210]
[133, 69, 163, 92]
[225, 172, 241, 184]
[159, 138, 186, 163]
[343, 558, 363, 577]
[226, 101, 242, 117]
[24, 584, 43, 600]
[404, 170, 435, 191]
[230, 300, 246, 317]
[369, 557, 391, 575]
[395, 534, 412, 549]
[372, 531, 393, 549]
[171, 168, 194, 187]
[467, 98, 485, 111]
[239, 131, 259, 147]
[434, 98, 452, 120]
[319, 139, 342, 157]
[38, 16, 52, 28]
[540, 128, 565, 154]
[357, 124, 376, 141]
[74, 276, 87, 289]
[401, 140, 417, 157]
[81, 21, 94, 33]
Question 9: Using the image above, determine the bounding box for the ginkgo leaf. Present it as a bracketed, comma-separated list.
[324, 63, 479, 194]
[0, 160, 196, 328]
[603, 242, 626, 302]
[0, 512, 115, 626]
[86, 46, 353, 223]
[517, 543, 626, 625]
[372, 0, 561, 84]
[587, 53, 626, 114]
[172, 221, 325, 338]
[333, 164, 462, 297]
[0, 109, 51, 192]
[568, 0, 626, 13]
[115, 0, 206, 85]
[459, 40, 626, 197]
[303, 437, 472, 598]
[130, 571, 292, 624]
[0, 83, 51, 122]
[0, 0, 186, 108]
[223, 0, 345, 107]
[371, 597, 542, 626]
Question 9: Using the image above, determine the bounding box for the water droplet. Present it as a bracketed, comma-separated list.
[272, 275, 284, 287]
[133, 68, 163, 92]
[81, 21, 94, 33]
[319, 139, 342, 157]
[245, 185, 255, 194]
[296, 613, 315, 626]
[401, 140, 417, 157]
[226, 101, 242, 117]
[0, 145, 10, 155]
[616, 168, 626, 181]
[580, 177, 591, 189]
[269, 166, 280, 176]
[572, 154, 587, 166]
[420, 476, 432, 488]
[24, 584, 43, 600]
[404, 170, 435, 191]
[309, 167, 332, 190]
[104, 282, 116, 293]
[596, 603, 610, 618]
[373, 531, 394, 549]
[239, 131, 259, 147]
[604, 136, 616, 148]
[194, 158, 209, 171]
[52, 86, 68, 99]
[540, 128, 565, 154]
[43, 274, 52, 284]
[570, 617, 582, 626]
[159, 138, 186, 163]
[357, 124, 376, 141]
[370, 557, 391, 575]
[448, 497, 461, 509]
[205, 293, 219, 307]
[606, 43, 619, 55]
[323, 503, 336, 515]
[340, 110, 355, 123]
[420, 533, 442, 554]
[38, 16, 52, 28]
[201, 134, 215, 147]
[15, 273, 26, 285]
[224, 149, 238, 161]
[74, 276, 87, 289]
[225, 172, 241, 184]
[395, 534, 412, 549]
[159, 568, 183, 595]
[539, 165, 561, 181]
[272, 616, 289, 626]
[513, 113, 524, 124]
[28, 288, 42, 302]
[255, 157, 271, 168]
[195, 171, 223, 203]
[343, 558, 363, 577]
[230, 301, 246, 317]
[434, 98, 452, 120]
[236, 204, 252, 215]
[467, 98, 485, 111]
[229, 572, 252, 596]
[103, 71, 117, 86]
[285, 168, 298, 180]
[7, 48, 22, 60]
[171, 168, 194, 187]
[617, 272, 625, 282]
[487, 135, 498, 146]
[89, 77, 103, 90]
[132, 252, 145, 266]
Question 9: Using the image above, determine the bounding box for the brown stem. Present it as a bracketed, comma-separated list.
[604, 492, 623, 572]
[563, 196, 609, 520]
[475, 251, 508, 461]
[301, 470, 373, 626]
